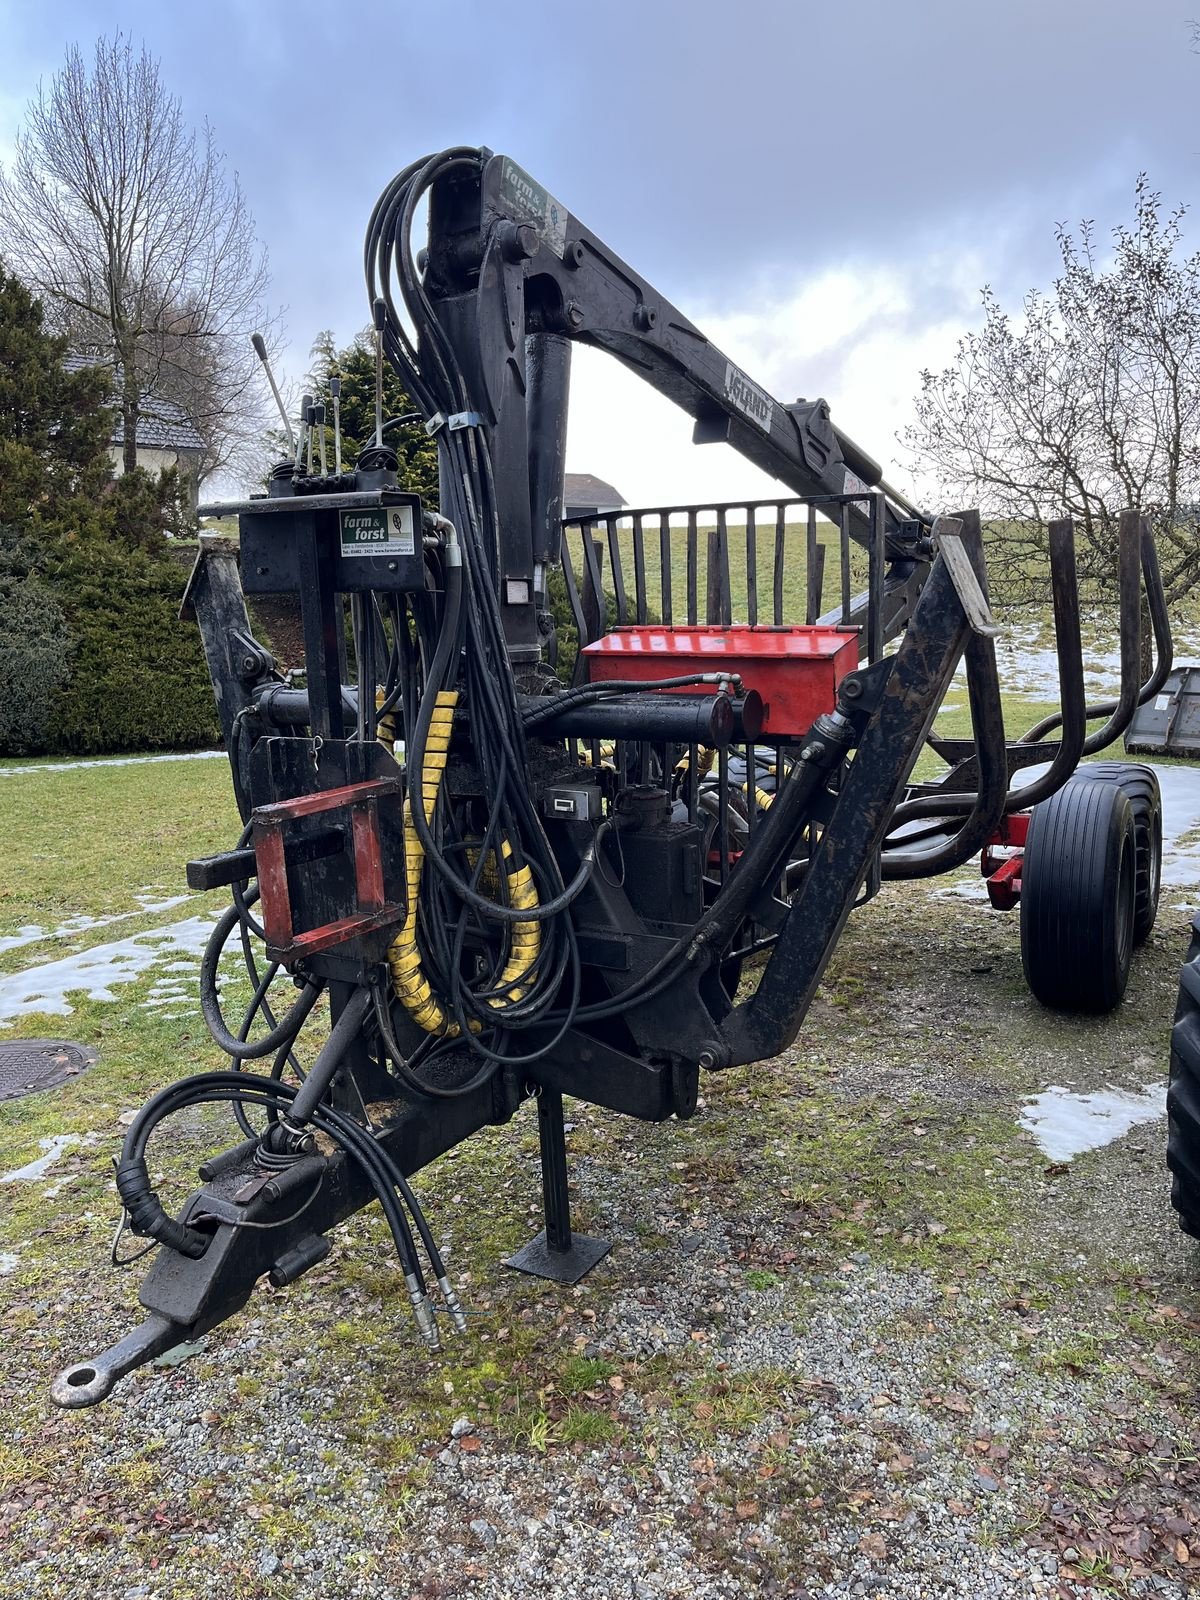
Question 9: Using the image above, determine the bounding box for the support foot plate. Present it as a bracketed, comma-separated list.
[503, 1230, 611, 1285]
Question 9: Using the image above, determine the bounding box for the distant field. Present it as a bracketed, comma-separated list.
[559, 512, 1200, 635]
[561, 517, 870, 627]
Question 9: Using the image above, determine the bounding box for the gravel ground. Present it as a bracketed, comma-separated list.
[2, 866, 1199, 1600]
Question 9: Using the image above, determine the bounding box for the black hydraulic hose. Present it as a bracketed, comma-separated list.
[115, 1157, 210, 1259]
[447, 920, 582, 1068]
[372, 983, 511, 1099]
[403, 536, 588, 918]
[232, 878, 267, 942]
[388, 1165, 447, 1282]
[688, 717, 854, 959]
[230, 955, 284, 1139]
[115, 1073, 426, 1281]
[521, 675, 743, 730]
[370, 151, 598, 1046]
[200, 899, 323, 1059]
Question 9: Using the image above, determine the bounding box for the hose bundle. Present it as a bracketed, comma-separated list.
[364, 149, 592, 1078]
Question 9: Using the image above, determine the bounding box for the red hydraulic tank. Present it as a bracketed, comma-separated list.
[581, 623, 860, 738]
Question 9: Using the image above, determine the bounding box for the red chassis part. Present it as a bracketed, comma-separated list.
[252, 777, 404, 962]
[980, 810, 1030, 911]
[582, 623, 860, 739]
[586, 624, 1036, 907]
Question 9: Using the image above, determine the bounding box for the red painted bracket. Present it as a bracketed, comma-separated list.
[251, 777, 404, 962]
[981, 810, 1030, 912]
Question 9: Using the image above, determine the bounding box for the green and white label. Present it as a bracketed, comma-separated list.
[499, 157, 567, 258]
[339, 506, 415, 559]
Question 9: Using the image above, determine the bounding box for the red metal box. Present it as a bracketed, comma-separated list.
[581, 624, 860, 738]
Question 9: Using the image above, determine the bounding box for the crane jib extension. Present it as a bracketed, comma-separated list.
[50, 147, 1164, 1408]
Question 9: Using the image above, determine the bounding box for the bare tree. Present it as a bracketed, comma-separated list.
[902, 178, 1200, 605]
[0, 34, 278, 490]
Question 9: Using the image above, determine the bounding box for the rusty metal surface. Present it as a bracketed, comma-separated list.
[0, 1040, 94, 1101]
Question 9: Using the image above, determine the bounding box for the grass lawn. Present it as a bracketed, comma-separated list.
[564, 518, 869, 625]
[0, 755, 238, 932]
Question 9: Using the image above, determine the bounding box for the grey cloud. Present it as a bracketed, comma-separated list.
[2, 0, 1196, 384]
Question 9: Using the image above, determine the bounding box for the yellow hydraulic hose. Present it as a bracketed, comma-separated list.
[376, 687, 398, 754]
[675, 745, 717, 780]
[579, 739, 616, 769]
[486, 839, 540, 1008]
[386, 690, 541, 1035]
[388, 690, 457, 1034]
[743, 781, 776, 813]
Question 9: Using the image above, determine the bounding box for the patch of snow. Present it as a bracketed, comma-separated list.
[949, 617, 1200, 707]
[0, 751, 224, 777]
[1019, 1083, 1164, 1162]
[1154, 764, 1200, 892]
[0, 913, 220, 1026]
[933, 878, 992, 901]
[1, 1133, 81, 1183]
[0, 895, 194, 959]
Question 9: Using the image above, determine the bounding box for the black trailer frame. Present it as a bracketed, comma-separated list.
[50, 149, 1170, 1409]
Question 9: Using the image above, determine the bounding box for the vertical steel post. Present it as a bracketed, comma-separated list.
[868, 492, 886, 663]
[526, 332, 572, 593]
[806, 502, 819, 625]
[503, 1089, 612, 1284]
[538, 1088, 573, 1253]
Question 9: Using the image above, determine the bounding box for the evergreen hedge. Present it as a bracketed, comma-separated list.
[0, 263, 220, 758]
[43, 543, 218, 754]
[0, 551, 70, 754]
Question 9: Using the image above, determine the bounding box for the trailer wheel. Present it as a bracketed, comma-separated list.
[1168, 919, 1200, 1238]
[1079, 761, 1162, 945]
[1020, 777, 1136, 1013]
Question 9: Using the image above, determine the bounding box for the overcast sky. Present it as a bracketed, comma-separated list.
[2, 0, 1198, 506]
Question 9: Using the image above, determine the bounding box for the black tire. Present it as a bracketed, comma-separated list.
[1080, 761, 1162, 945]
[1167, 918, 1200, 1238]
[1020, 776, 1136, 1013]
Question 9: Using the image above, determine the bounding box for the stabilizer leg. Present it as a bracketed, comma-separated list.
[504, 1088, 610, 1284]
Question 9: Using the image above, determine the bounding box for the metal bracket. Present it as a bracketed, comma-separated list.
[251, 776, 404, 961]
[424, 410, 483, 435]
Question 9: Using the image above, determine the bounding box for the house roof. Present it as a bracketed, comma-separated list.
[63, 353, 205, 454]
[564, 471, 626, 509]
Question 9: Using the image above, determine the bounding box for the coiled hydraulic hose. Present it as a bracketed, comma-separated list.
[387, 701, 543, 1036]
[485, 839, 540, 1007]
[113, 1072, 457, 1334]
[199, 896, 324, 1059]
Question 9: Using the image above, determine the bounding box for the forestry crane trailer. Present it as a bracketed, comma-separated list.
[52, 147, 1176, 1407]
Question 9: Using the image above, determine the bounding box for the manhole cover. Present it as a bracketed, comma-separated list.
[0, 1040, 95, 1101]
